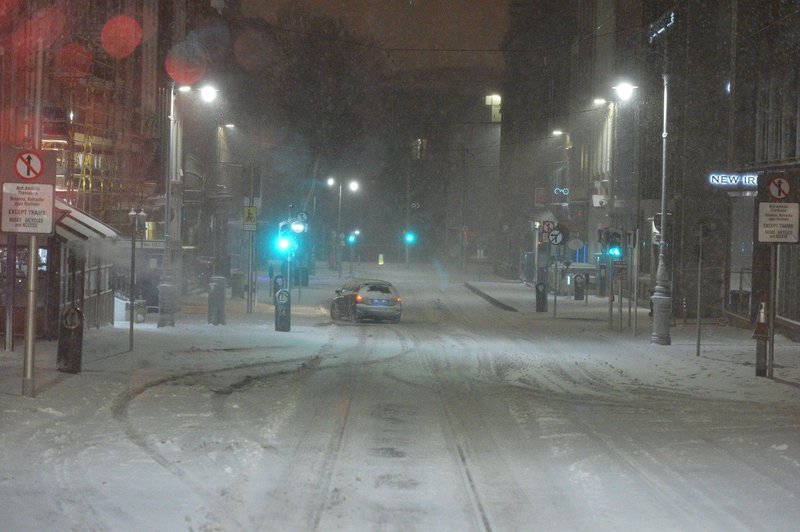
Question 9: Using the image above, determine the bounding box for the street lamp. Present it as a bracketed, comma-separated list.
[650, 71, 672, 345]
[648, 9, 676, 346]
[128, 207, 147, 352]
[161, 82, 218, 327]
[327, 177, 359, 278]
[613, 82, 638, 102]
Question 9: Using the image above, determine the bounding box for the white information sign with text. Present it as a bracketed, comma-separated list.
[1, 182, 54, 234]
[758, 202, 800, 243]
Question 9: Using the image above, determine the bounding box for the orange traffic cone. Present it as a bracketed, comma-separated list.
[753, 292, 768, 340]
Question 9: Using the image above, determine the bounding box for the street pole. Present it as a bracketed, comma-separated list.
[533, 222, 540, 284]
[696, 225, 703, 356]
[649, 10, 675, 346]
[128, 210, 146, 352]
[247, 163, 254, 314]
[22, 38, 44, 397]
[129, 218, 136, 352]
[405, 158, 410, 267]
[159, 84, 179, 327]
[337, 184, 342, 278]
[768, 244, 777, 378]
[651, 71, 672, 345]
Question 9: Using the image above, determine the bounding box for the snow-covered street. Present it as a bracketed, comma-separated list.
[2, 262, 800, 531]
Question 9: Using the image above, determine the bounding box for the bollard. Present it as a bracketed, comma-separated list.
[597, 264, 607, 296]
[208, 276, 227, 325]
[535, 282, 547, 312]
[157, 282, 175, 327]
[57, 307, 84, 374]
[231, 271, 244, 298]
[753, 291, 768, 377]
[275, 288, 291, 331]
[574, 274, 585, 300]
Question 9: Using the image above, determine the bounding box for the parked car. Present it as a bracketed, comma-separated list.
[330, 279, 402, 323]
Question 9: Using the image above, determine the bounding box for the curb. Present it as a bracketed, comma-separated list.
[464, 282, 518, 312]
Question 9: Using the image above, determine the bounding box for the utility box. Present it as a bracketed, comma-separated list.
[114, 296, 146, 323]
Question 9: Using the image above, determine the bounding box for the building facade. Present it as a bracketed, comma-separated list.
[499, 0, 800, 333]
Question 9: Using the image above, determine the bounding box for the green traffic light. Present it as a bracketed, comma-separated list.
[404, 231, 416, 244]
[277, 237, 292, 251]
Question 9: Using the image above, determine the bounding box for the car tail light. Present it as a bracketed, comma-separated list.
[355, 294, 364, 302]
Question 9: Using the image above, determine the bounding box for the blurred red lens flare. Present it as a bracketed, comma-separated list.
[165, 41, 208, 85]
[11, 6, 65, 59]
[101, 15, 142, 59]
[54, 42, 93, 79]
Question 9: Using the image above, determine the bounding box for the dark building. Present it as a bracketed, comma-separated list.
[500, 1, 800, 333]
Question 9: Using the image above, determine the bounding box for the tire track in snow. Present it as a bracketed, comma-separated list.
[110, 330, 340, 529]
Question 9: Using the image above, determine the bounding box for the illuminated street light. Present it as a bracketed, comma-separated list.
[613, 82, 638, 102]
[200, 85, 218, 103]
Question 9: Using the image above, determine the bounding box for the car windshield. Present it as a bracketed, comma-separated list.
[363, 284, 394, 296]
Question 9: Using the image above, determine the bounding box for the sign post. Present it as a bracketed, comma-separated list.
[757, 171, 800, 378]
[2, 143, 56, 397]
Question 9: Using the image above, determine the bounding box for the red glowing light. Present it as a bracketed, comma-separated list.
[53, 42, 93, 79]
[101, 15, 142, 59]
[165, 41, 209, 85]
[11, 6, 65, 59]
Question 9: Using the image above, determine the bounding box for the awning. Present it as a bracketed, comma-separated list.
[54, 199, 119, 242]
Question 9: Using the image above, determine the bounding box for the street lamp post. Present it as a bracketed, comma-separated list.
[160, 83, 218, 327]
[650, 72, 672, 345]
[327, 177, 358, 278]
[649, 11, 675, 346]
[128, 207, 147, 352]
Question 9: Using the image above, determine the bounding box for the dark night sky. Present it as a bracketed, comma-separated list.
[241, 0, 509, 72]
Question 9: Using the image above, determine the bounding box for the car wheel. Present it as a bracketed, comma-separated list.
[330, 302, 339, 321]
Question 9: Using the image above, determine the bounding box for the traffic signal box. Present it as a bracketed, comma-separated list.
[599, 228, 624, 259]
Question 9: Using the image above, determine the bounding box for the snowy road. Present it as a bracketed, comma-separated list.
[2, 264, 800, 531]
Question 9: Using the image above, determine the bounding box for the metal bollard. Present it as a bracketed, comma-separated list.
[157, 282, 175, 327]
[208, 276, 227, 325]
[574, 274, 585, 301]
[275, 288, 291, 331]
[535, 282, 547, 313]
[57, 307, 84, 374]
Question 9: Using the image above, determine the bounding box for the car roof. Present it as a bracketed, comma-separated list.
[349, 279, 396, 288]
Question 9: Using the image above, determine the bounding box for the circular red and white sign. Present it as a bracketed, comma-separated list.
[14, 151, 44, 180]
[767, 175, 791, 200]
[542, 220, 555, 234]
